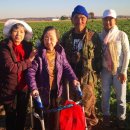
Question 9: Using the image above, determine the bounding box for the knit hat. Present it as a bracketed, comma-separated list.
[103, 9, 117, 19]
[3, 19, 33, 41]
[71, 5, 88, 18]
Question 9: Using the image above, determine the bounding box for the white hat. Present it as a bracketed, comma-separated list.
[3, 19, 33, 41]
[103, 9, 117, 19]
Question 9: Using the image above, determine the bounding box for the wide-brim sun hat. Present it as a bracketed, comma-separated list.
[3, 19, 33, 41]
[103, 9, 117, 19]
[71, 5, 88, 18]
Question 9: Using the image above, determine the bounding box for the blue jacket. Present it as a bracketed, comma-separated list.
[26, 44, 77, 107]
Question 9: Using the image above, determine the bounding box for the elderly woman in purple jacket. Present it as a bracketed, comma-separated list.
[26, 26, 80, 130]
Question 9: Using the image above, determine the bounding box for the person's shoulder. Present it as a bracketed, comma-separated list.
[119, 30, 128, 36]
[62, 28, 73, 38]
[0, 38, 9, 48]
[87, 29, 100, 39]
[61, 29, 73, 47]
[118, 30, 128, 40]
[35, 44, 44, 57]
[55, 44, 64, 53]
[0, 38, 8, 43]
[87, 29, 98, 35]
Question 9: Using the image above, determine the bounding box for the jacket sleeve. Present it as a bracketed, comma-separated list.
[62, 48, 78, 82]
[26, 57, 39, 91]
[0, 46, 32, 74]
[120, 31, 130, 74]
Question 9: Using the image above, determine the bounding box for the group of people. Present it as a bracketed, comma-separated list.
[0, 4, 129, 130]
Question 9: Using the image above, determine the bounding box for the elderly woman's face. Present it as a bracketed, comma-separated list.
[10, 25, 25, 45]
[43, 29, 58, 51]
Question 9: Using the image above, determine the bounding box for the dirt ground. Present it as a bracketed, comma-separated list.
[0, 105, 128, 130]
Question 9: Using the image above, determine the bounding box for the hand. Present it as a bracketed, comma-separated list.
[118, 73, 126, 84]
[72, 80, 80, 87]
[31, 89, 39, 98]
[29, 49, 37, 62]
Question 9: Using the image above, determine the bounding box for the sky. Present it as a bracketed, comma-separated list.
[0, 0, 130, 19]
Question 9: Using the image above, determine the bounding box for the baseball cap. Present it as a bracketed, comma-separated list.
[103, 9, 117, 19]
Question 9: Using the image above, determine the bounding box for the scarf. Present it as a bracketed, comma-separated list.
[100, 25, 119, 75]
[13, 43, 27, 91]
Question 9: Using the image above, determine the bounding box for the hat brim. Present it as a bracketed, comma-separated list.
[103, 15, 116, 19]
[3, 19, 33, 41]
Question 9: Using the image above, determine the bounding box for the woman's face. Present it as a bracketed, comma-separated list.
[103, 17, 116, 31]
[43, 29, 58, 51]
[10, 26, 25, 45]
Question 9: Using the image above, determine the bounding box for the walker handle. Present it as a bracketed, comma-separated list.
[34, 96, 44, 109]
[76, 84, 82, 97]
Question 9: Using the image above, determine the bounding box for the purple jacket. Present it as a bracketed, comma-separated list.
[26, 44, 77, 106]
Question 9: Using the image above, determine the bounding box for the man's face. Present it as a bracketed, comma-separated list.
[103, 17, 116, 31]
[71, 14, 87, 33]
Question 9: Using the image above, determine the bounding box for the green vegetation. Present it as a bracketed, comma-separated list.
[0, 19, 130, 129]
[0, 19, 130, 42]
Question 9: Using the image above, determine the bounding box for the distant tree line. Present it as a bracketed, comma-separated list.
[60, 12, 95, 20]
